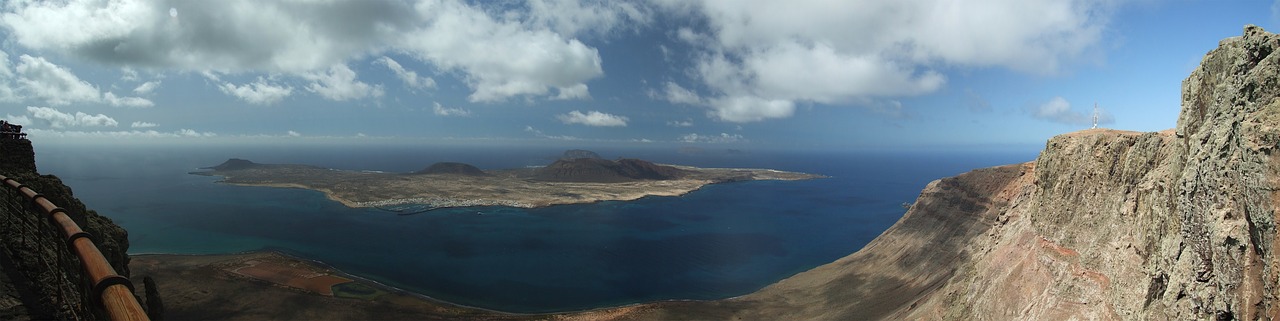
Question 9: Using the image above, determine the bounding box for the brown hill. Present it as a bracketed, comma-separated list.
[533, 158, 686, 183]
[413, 162, 488, 176]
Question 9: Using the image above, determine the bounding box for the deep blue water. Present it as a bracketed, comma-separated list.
[34, 144, 1034, 313]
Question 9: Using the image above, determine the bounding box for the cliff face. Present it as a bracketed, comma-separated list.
[860, 25, 1280, 320]
[571, 26, 1280, 321]
[857, 25, 1280, 321]
[0, 139, 133, 320]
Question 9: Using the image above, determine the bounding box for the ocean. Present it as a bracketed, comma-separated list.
[34, 143, 1035, 313]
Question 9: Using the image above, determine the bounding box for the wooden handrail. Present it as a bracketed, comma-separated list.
[0, 174, 149, 321]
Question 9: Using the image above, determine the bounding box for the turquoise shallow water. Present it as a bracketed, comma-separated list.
[36, 144, 1033, 313]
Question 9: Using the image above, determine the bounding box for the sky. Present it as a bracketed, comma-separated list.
[0, 0, 1275, 151]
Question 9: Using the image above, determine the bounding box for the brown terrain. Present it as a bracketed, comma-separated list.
[131, 25, 1280, 320]
[191, 156, 822, 210]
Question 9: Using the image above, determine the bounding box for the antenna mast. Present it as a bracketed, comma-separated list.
[1091, 103, 1099, 129]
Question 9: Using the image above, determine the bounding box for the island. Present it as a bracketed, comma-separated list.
[190, 150, 823, 211]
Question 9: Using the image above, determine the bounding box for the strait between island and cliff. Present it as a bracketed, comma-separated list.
[190, 151, 823, 211]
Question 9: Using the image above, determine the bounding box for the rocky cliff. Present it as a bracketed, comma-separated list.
[570, 25, 1280, 321]
[0, 138, 137, 320]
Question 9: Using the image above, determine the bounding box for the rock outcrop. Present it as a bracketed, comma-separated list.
[413, 162, 488, 176]
[0, 138, 136, 320]
[533, 158, 687, 183]
[568, 25, 1280, 321]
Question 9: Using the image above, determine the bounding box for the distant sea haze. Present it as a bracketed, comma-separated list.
[38, 144, 1032, 313]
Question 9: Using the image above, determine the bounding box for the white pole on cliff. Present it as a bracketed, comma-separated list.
[1091, 103, 1099, 129]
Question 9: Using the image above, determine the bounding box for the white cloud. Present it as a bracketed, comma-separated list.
[218, 77, 293, 105]
[178, 129, 217, 137]
[25, 106, 118, 128]
[707, 96, 794, 123]
[432, 102, 471, 117]
[14, 54, 100, 105]
[525, 0, 650, 37]
[120, 67, 138, 82]
[26, 128, 216, 139]
[679, 132, 746, 144]
[304, 64, 383, 101]
[667, 119, 693, 127]
[557, 110, 628, 127]
[553, 83, 590, 100]
[0, 0, 610, 102]
[524, 125, 579, 140]
[376, 56, 435, 90]
[131, 121, 158, 128]
[0, 51, 15, 102]
[400, 0, 603, 102]
[1030, 96, 1114, 125]
[133, 80, 160, 94]
[658, 0, 1116, 122]
[287, 130, 302, 137]
[654, 81, 704, 105]
[103, 92, 154, 108]
[0, 53, 154, 107]
[4, 115, 31, 126]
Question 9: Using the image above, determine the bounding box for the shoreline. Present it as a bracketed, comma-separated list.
[193, 161, 825, 212]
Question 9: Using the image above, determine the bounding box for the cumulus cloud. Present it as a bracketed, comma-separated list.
[376, 56, 435, 90]
[133, 80, 160, 94]
[4, 115, 31, 126]
[104, 92, 154, 108]
[131, 121, 158, 128]
[707, 96, 795, 123]
[24, 106, 118, 128]
[287, 130, 302, 137]
[525, 0, 650, 37]
[1030, 96, 1114, 126]
[14, 54, 100, 105]
[667, 119, 693, 127]
[524, 125, 579, 140]
[0, 0, 608, 102]
[557, 110, 628, 127]
[432, 102, 471, 117]
[26, 128, 216, 139]
[653, 81, 704, 105]
[399, 0, 602, 102]
[657, 0, 1115, 122]
[304, 64, 383, 101]
[678, 132, 746, 144]
[0, 52, 154, 107]
[218, 77, 293, 105]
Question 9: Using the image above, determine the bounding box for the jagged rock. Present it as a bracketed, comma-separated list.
[144, 276, 164, 320]
[0, 138, 35, 174]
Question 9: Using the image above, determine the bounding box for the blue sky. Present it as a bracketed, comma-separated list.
[0, 0, 1274, 151]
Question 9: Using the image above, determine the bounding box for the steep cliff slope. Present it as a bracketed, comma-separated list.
[0, 138, 136, 320]
[567, 26, 1280, 321]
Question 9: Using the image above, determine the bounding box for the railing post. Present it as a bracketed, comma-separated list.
[0, 174, 150, 321]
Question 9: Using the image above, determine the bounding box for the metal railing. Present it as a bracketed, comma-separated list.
[0, 174, 149, 321]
